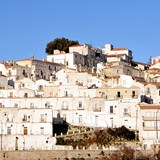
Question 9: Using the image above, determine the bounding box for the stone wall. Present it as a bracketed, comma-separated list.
[0, 149, 154, 160]
[0, 150, 104, 160]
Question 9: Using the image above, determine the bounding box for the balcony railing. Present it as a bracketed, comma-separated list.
[142, 116, 160, 121]
[131, 95, 138, 98]
[143, 127, 157, 131]
[108, 111, 116, 114]
[123, 113, 131, 116]
[77, 106, 84, 110]
[39, 118, 45, 122]
[61, 106, 68, 110]
[22, 118, 27, 122]
[145, 91, 151, 95]
[114, 95, 123, 100]
[93, 107, 101, 112]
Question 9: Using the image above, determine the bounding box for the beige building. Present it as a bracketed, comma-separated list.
[101, 61, 144, 80]
[17, 56, 64, 81]
[138, 103, 160, 149]
[5, 63, 31, 81]
[106, 85, 141, 101]
[0, 72, 8, 89]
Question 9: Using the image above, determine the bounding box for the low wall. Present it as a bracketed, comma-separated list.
[0, 150, 105, 160]
[0, 149, 154, 160]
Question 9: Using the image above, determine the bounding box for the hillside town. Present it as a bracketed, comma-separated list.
[0, 43, 160, 152]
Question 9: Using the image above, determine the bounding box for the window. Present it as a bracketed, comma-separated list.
[146, 112, 149, 117]
[7, 114, 12, 122]
[78, 102, 82, 109]
[95, 103, 98, 110]
[143, 122, 145, 127]
[22, 114, 27, 121]
[117, 91, 121, 98]
[30, 103, 34, 108]
[95, 116, 98, 125]
[147, 87, 150, 94]
[79, 115, 82, 123]
[8, 70, 12, 76]
[24, 93, 28, 98]
[124, 108, 128, 115]
[40, 127, 44, 135]
[127, 69, 130, 75]
[7, 127, 11, 134]
[39, 85, 43, 91]
[110, 106, 113, 113]
[62, 101, 68, 109]
[132, 91, 135, 97]
[40, 114, 45, 122]
[102, 92, 105, 95]
[65, 91, 68, 97]
[24, 127, 28, 135]
[22, 70, 25, 76]
[9, 92, 13, 98]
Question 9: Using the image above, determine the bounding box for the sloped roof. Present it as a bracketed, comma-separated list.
[139, 104, 160, 110]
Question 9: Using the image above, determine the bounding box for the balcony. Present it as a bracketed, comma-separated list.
[22, 118, 27, 122]
[93, 107, 101, 112]
[143, 127, 156, 131]
[108, 111, 116, 114]
[114, 95, 123, 100]
[142, 116, 160, 121]
[7, 118, 13, 122]
[39, 118, 45, 122]
[123, 113, 131, 116]
[77, 106, 84, 110]
[61, 106, 68, 110]
[131, 95, 138, 98]
[145, 91, 151, 95]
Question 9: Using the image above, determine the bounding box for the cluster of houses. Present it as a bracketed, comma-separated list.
[1, 43, 160, 150]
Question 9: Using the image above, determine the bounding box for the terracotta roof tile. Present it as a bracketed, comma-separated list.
[112, 48, 128, 51]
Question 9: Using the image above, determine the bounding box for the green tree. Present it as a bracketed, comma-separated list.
[45, 37, 79, 54]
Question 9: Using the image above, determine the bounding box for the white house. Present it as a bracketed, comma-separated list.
[137, 103, 160, 149]
[102, 44, 133, 63]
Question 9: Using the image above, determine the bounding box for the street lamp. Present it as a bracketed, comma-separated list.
[156, 108, 160, 143]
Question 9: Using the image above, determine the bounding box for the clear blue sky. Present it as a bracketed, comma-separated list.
[0, 1, 160, 63]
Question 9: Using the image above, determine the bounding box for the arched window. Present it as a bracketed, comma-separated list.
[147, 87, 150, 94]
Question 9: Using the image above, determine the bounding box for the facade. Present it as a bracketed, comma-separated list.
[1, 45, 160, 151]
[102, 44, 133, 63]
[138, 104, 160, 149]
[17, 56, 64, 81]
